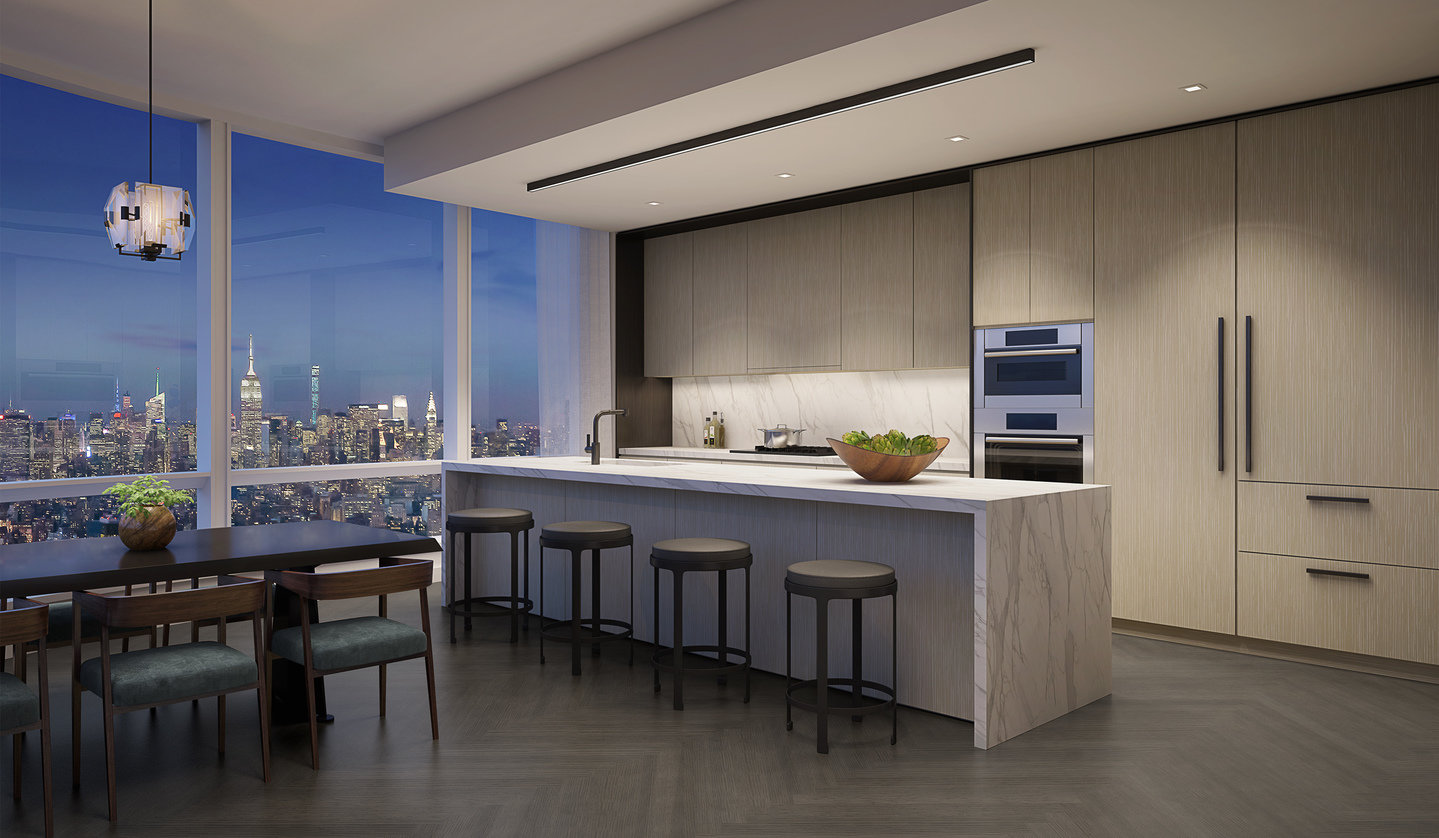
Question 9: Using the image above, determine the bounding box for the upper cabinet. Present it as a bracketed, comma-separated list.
[842, 194, 913, 371]
[643, 186, 971, 377]
[1236, 83, 1439, 490]
[642, 233, 693, 378]
[973, 149, 1094, 326]
[746, 206, 843, 371]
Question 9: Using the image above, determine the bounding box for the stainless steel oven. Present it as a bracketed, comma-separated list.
[972, 408, 1094, 483]
[974, 323, 1093, 409]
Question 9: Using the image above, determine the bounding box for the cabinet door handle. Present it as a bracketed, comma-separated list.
[1244, 315, 1253, 473]
[1217, 316, 1225, 473]
[1305, 567, 1371, 581]
[1305, 495, 1370, 504]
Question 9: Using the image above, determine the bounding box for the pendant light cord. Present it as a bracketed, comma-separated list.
[148, 0, 153, 185]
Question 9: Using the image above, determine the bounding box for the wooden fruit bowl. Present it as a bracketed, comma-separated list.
[826, 437, 950, 483]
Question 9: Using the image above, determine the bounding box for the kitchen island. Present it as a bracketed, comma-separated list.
[442, 456, 1110, 749]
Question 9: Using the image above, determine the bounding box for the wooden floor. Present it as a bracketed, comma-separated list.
[4, 585, 1437, 837]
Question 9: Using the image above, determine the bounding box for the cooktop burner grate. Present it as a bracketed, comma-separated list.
[729, 445, 835, 457]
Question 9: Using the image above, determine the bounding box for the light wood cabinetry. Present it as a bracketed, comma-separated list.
[842, 193, 913, 370]
[1236, 84, 1439, 490]
[1237, 553, 1439, 665]
[972, 160, 1030, 326]
[1238, 482, 1439, 571]
[643, 233, 693, 378]
[973, 149, 1094, 327]
[691, 224, 748, 377]
[1095, 123, 1236, 635]
[913, 184, 971, 368]
[746, 205, 843, 371]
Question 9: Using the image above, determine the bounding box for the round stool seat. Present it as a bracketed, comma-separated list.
[651, 537, 752, 571]
[540, 520, 632, 548]
[447, 507, 533, 531]
[786, 559, 895, 590]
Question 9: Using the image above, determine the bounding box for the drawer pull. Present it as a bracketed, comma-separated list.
[1305, 568, 1371, 581]
[1305, 495, 1370, 504]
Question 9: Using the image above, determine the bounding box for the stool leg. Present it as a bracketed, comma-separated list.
[673, 569, 684, 711]
[448, 530, 457, 643]
[891, 591, 898, 746]
[785, 590, 793, 732]
[522, 529, 531, 631]
[816, 596, 829, 754]
[538, 546, 546, 665]
[717, 568, 728, 687]
[509, 530, 520, 643]
[590, 548, 602, 658]
[852, 598, 864, 723]
[570, 549, 583, 676]
[463, 532, 474, 632]
[652, 566, 661, 693]
[744, 565, 751, 704]
[628, 544, 635, 666]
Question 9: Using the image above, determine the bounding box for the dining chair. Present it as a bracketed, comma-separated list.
[2, 598, 53, 838]
[17, 587, 157, 684]
[72, 576, 271, 822]
[264, 557, 438, 769]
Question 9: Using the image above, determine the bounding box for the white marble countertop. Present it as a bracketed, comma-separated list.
[443, 455, 1103, 513]
[618, 445, 970, 472]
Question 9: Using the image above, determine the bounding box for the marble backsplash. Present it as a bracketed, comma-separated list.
[672, 368, 971, 465]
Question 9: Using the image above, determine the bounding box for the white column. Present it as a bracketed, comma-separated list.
[442, 204, 471, 461]
[195, 120, 231, 527]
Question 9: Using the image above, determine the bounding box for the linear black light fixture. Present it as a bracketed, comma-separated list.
[526, 47, 1035, 192]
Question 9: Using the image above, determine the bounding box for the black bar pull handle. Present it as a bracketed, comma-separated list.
[1244, 315, 1253, 473]
[1217, 316, 1225, 472]
[1305, 495, 1370, 504]
[1305, 567, 1371, 580]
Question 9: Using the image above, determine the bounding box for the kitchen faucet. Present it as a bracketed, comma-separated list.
[586, 408, 627, 464]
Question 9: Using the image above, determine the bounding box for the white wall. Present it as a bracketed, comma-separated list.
[672, 368, 970, 467]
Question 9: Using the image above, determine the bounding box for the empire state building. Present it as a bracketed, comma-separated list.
[239, 334, 263, 468]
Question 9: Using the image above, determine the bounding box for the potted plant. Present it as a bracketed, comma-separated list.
[103, 475, 190, 550]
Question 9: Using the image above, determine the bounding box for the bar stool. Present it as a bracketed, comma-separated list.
[784, 559, 897, 754]
[538, 521, 634, 676]
[445, 508, 534, 644]
[650, 538, 752, 711]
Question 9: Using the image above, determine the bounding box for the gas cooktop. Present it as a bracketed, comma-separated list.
[729, 445, 835, 457]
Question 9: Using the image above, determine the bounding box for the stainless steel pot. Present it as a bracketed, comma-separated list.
[757, 424, 806, 448]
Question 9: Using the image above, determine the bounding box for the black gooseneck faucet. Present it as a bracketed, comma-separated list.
[586, 408, 627, 464]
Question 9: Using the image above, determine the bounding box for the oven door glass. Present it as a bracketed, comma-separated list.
[984, 437, 1084, 483]
[982, 347, 1083, 397]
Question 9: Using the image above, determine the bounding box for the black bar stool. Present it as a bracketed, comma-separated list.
[784, 559, 897, 754]
[445, 507, 534, 644]
[650, 537, 752, 711]
[538, 521, 634, 676]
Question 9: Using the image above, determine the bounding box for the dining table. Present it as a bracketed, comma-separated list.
[0, 520, 440, 724]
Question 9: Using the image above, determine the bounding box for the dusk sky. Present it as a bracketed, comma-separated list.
[1, 75, 545, 428]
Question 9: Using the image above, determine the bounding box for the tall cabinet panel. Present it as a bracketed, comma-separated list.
[1029, 148, 1094, 323]
[972, 160, 1030, 326]
[913, 184, 971, 368]
[1237, 83, 1439, 490]
[842, 193, 913, 370]
[642, 233, 693, 378]
[746, 206, 843, 371]
[691, 223, 748, 377]
[1095, 123, 1237, 634]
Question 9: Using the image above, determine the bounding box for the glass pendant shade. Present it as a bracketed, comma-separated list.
[104, 181, 194, 261]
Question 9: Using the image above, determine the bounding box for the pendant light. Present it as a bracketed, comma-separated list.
[103, 0, 194, 261]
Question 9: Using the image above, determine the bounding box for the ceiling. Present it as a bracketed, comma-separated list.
[4, 0, 1438, 233]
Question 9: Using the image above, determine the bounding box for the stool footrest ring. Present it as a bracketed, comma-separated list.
[651, 644, 751, 676]
[785, 678, 896, 717]
[538, 617, 633, 645]
[447, 596, 534, 620]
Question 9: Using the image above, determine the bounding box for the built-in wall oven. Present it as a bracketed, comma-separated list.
[973, 324, 1094, 483]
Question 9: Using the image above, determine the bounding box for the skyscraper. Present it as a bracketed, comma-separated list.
[391, 394, 408, 425]
[425, 392, 437, 429]
[146, 368, 166, 426]
[0, 409, 31, 481]
[239, 334, 263, 468]
[310, 365, 320, 426]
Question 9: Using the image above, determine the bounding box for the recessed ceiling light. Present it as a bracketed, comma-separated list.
[947, 135, 969, 142]
[1181, 83, 1207, 92]
[647, 201, 662, 206]
[776, 173, 794, 179]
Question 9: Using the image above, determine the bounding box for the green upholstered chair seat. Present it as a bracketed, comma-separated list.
[79, 641, 258, 708]
[0, 672, 40, 730]
[271, 616, 427, 672]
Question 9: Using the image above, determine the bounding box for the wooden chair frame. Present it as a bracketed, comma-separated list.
[2, 598, 53, 838]
[72, 576, 271, 822]
[264, 557, 437, 769]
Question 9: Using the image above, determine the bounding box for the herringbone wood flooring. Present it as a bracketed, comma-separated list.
[4, 584, 1437, 837]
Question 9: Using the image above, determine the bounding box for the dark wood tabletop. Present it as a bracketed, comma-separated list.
[0, 521, 440, 598]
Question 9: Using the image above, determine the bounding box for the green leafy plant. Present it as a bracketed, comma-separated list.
[102, 475, 191, 518]
[840, 429, 938, 456]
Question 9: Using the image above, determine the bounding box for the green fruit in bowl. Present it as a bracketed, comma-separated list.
[840, 429, 938, 456]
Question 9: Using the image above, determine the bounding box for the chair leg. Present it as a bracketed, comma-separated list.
[10, 732, 18, 801]
[304, 667, 320, 770]
[217, 694, 226, 755]
[379, 664, 387, 717]
[425, 647, 440, 741]
[257, 684, 272, 783]
[70, 683, 81, 789]
[103, 709, 118, 821]
[40, 711, 54, 838]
